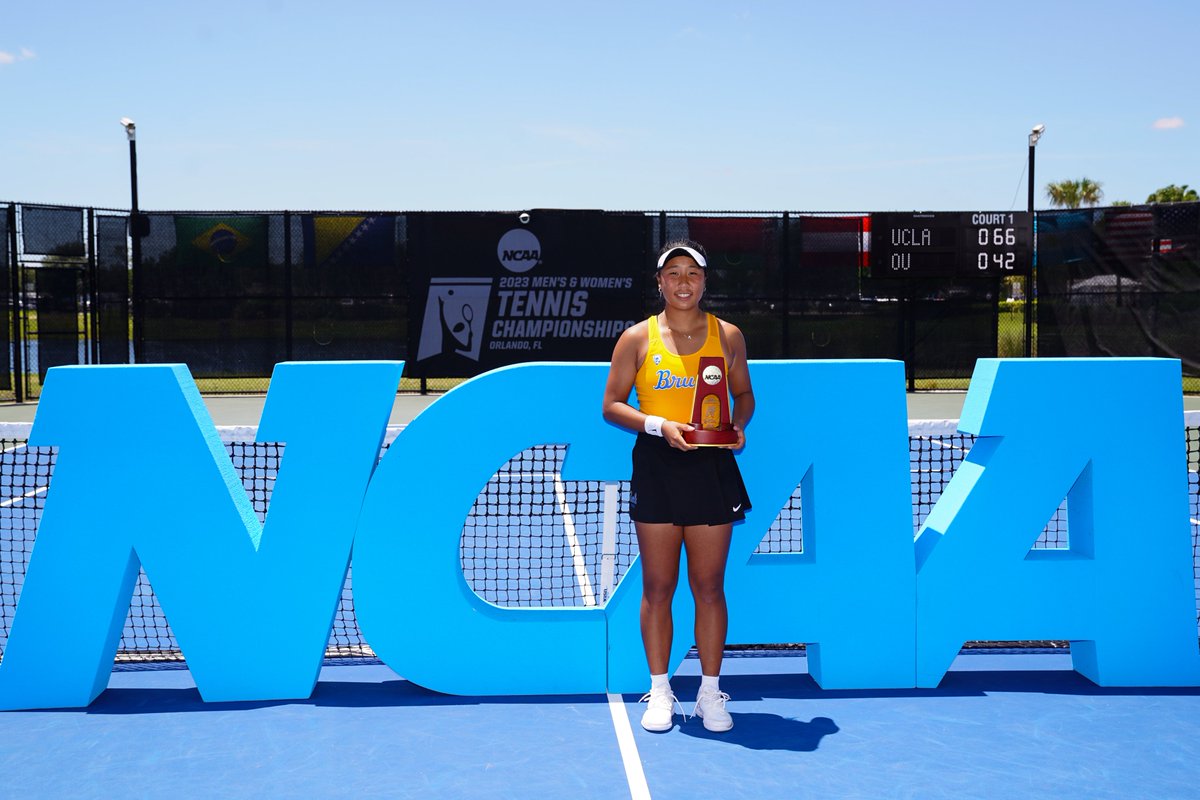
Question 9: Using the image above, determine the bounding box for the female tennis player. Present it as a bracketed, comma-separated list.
[602, 239, 754, 733]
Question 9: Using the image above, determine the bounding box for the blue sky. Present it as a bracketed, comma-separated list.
[2, 1, 1196, 213]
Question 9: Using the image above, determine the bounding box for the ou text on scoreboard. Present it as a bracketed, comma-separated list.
[869, 212, 1033, 278]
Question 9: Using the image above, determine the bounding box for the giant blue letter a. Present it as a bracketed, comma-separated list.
[915, 358, 1200, 686]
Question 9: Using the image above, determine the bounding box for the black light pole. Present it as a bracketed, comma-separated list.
[1025, 123, 1044, 358]
[121, 117, 142, 363]
[1028, 124, 1044, 213]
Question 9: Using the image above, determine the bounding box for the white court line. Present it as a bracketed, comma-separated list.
[554, 475, 597, 607]
[919, 437, 971, 455]
[599, 483, 619, 605]
[2, 442, 28, 455]
[490, 466, 598, 605]
[607, 693, 652, 800]
[2, 485, 47, 508]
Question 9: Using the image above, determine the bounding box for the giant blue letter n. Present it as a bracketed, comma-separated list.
[0, 361, 403, 709]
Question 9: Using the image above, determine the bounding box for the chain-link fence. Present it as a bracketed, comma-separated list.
[1037, 204, 1200, 386]
[1, 202, 1196, 400]
[136, 212, 411, 393]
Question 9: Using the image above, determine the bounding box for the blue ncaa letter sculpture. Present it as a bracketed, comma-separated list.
[1, 357, 1197, 709]
[352, 363, 617, 694]
[915, 358, 1200, 686]
[604, 359, 916, 692]
[0, 361, 402, 709]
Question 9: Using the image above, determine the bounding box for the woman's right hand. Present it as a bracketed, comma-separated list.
[662, 420, 698, 451]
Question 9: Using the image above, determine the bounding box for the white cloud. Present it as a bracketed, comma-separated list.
[524, 124, 622, 150]
[1153, 117, 1185, 130]
[0, 47, 35, 65]
[268, 138, 330, 152]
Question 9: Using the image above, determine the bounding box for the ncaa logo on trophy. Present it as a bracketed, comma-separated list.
[683, 356, 738, 446]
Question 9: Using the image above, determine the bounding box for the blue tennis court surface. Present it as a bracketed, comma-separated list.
[3, 652, 1200, 798]
[3, 415, 1200, 798]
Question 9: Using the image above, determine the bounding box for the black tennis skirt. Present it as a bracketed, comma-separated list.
[628, 433, 752, 527]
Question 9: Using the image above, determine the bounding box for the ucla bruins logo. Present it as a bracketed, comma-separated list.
[653, 370, 696, 390]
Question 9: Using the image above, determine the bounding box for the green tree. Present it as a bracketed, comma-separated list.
[1146, 184, 1199, 203]
[1045, 178, 1104, 208]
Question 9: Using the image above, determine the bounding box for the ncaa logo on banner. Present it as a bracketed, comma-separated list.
[497, 229, 541, 273]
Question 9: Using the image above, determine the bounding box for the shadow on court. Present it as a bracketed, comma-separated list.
[677, 712, 840, 752]
[684, 663, 1200, 700]
[67, 659, 1200, 718]
[80, 677, 609, 715]
[7, 655, 1200, 799]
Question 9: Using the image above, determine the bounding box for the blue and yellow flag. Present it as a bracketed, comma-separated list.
[301, 215, 395, 268]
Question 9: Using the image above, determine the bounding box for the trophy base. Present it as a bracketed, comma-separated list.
[682, 427, 739, 446]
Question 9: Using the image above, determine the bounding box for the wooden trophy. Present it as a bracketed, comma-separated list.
[682, 356, 739, 446]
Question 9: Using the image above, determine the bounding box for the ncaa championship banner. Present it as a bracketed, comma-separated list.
[406, 211, 648, 378]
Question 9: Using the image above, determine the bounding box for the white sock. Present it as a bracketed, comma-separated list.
[700, 674, 720, 694]
[650, 673, 671, 694]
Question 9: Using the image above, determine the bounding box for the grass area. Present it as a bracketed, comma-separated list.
[887, 374, 1200, 394]
[194, 375, 447, 394]
[6, 370, 1196, 402]
[912, 377, 973, 391]
[997, 303, 1030, 358]
[7, 373, 452, 399]
[192, 377, 271, 394]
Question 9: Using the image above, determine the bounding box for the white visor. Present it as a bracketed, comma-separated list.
[656, 245, 707, 270]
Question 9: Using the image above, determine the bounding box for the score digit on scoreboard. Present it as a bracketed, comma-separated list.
[869, 212, 1032, 278]
[967, 212, 1032, 274]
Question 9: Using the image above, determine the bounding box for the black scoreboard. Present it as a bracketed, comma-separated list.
[869, 212, 1032, 278]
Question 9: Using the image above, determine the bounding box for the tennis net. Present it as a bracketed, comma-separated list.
[1, 417, 1197, 663]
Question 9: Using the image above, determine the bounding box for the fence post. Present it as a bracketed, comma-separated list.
[7, 205, 23, 403]
[905, 284, 916, 392]
[131, 214, 143, 364]
[284, 211, 294, 362]
[1024, 213, 1035, 358]
[86, 209, 98, 365]
[781, 212, 791, 357]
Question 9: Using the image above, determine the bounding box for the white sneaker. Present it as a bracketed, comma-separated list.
[692, 688, 733, 732]
[638, 689, 683, 731]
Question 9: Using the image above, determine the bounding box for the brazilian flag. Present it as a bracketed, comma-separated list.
[175, 216, 268, 268]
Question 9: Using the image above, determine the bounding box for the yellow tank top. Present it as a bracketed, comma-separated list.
[635, 313, 726, 423]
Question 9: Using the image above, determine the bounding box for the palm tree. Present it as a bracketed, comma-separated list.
[1045, 180, 1080, 208]
[1045, 178, 1104, 208]
[1146, 184, 1199, 203]
[1078, 178, 1103, 207]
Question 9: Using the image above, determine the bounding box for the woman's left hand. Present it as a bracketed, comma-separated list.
[723, 424, 746, 450]
[663, 419, 699, 451]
